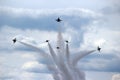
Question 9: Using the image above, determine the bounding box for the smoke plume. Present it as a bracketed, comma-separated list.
[15, 24, 96, 80]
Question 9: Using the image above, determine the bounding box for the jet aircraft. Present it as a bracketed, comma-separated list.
[65, 40, 69, 43]
[56, 17, 62, 22]
[46, 40, 49, 42]
[97, 46, 101, 52]
[56, 47, 60, 49]
[13, 38, 17, 43]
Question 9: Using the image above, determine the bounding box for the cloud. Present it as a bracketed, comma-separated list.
[0, 25, 57, 51]
[100, 0, 120, 31]
[0, 65, 19, 80]
[19, 72, 53, 80]
[0, 7, 100, 17]
[80, 26, 120, 53]
[0, 7, 120, 72]
[22, 61, 49, 73]
[79, 54, 120, 72]
[78, 25, 120, 72]
[0, 51, 53, 80]
[112, 74, 120, 80]
[0, 25, 83, 51]
[0, 65, 53, 80]
[0, 6, 120, 80]
[86, 71, 115, 80]
[101, 0, 120, 15]
[0, 6, 101, 31]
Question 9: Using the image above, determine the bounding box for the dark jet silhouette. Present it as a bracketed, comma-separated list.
[46, 40, 49, 42]
[65, 40, 69, 43]
[13, 38, 17, 43]
[56, 17, 62, 22]
[56, 47, 60, 49]
[97, 46, 101, 52]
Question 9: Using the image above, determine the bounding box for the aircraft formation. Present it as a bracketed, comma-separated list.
[12, 17, 103, 80]
[12, 17, 101, 52]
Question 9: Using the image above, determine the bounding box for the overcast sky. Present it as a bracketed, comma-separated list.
[0, 0, 109, 10]
[0, 0, 120, 80]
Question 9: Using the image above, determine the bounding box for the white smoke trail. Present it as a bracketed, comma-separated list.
[16, 35, 96, 80]
[57, 28, 65, 62]
[71, 50, 96, 66]
[66, 43, 70, 64]
[18, 41, 49, 58]
[48, 43, 58, 63]
[47, 42, 64, 80]
[15, 24, 97, 80]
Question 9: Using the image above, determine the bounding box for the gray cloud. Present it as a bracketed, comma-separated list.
[102, 0, 120, 15]
[79, 52, 120, 72]
[22, 61, 50, 73]
[0, 7, 101, 31]
[0, 6, 120, 80]
[112, 74, 120, 80]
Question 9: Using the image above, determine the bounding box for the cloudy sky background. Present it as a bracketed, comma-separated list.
[0, 0, 120, 80]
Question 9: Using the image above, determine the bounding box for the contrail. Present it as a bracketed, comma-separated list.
[66, 43, 70, 64]
[18, 41, 50, 58]
[14, 19, 97, 80]
[56, 27, 65, 59]
[16, 35, 96, 80]
[71, 50, 96, 66]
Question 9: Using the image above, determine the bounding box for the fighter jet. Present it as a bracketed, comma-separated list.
[65, 40, 69, 43]
[13, 38, 17, 43]
[56, 17, 62, 22]
[97, 46, 101, 52]
[46, 40, 49, 42]
[56, 47, 60, 49]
